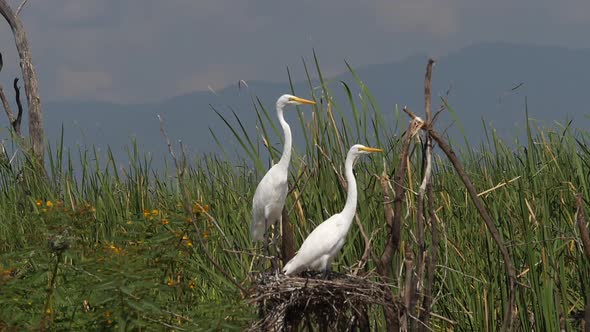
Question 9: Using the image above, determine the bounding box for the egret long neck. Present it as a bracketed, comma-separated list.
[341, 153, 357, 228]
[277, 106, 292, 169]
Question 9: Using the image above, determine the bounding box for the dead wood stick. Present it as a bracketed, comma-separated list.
[280, 207, 296, 263]
[420, 177, 438, 329]
[378, 116, 423, 278]
[0, 85, 15, 124]
[402, 243, 414, 331]
[12, 78, 23, 135]
[427, 127, 515, 331]
[0, 0, 44, 162]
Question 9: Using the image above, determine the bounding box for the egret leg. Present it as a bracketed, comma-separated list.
[259, 219, 270, 283]
[262, 226, 270, 261]
[272, 216, 282, 276]
[321, 263, 332, 280]
[269, 225, 279, 274]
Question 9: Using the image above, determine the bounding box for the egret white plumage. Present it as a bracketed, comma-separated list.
[251, 94, 315, 252]
[283, 144, 382, 276]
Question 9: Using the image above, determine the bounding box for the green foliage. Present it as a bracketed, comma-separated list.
[1, 60, 589, 330]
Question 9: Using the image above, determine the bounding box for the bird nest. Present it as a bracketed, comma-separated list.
[247, 271, 401, 331]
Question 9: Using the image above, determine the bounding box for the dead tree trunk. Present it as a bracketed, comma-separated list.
[0, 0, 44, 165]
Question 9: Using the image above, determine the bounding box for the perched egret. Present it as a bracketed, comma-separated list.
[283, 144, 382, 276]
[251, 94, 316, 253]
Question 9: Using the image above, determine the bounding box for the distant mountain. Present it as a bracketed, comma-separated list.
[32, 42, 590, 167]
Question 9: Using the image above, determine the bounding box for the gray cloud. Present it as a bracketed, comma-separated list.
[0, 0, 588, 103]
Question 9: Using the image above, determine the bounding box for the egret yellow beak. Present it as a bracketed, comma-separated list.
[289, 96, 316, 105]
[359, 147, 383, 153]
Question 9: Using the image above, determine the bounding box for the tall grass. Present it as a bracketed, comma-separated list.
[1, 60, 589, 331]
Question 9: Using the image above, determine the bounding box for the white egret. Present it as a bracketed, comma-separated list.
[251, 94, 316, 254]
[282, 144, 382, 276]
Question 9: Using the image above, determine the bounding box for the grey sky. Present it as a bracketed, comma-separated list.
[1, 0, 589, 103]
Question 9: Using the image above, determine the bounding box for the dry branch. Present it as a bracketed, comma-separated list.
[0, 0, 44, 163]
[401, 243, 414, 332]
[378, 115, 423, 278]
[424, 59, 434, 123]
[427, 127, 516, 331]
[419, 175, 438, 329]
[280, 208, 296, 264]
[12, 78, 23, 135]
[0, 79, 24, 137]
[417, 59, 437, 330]
[0, 85, 15, 125]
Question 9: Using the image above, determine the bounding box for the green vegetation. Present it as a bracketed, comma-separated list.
[1, 61, 589, 331]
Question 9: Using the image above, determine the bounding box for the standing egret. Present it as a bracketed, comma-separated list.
[251, 94, 316, 259]
[283, 144, 382, 276]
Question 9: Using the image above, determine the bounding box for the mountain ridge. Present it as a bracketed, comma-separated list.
[31, 41, 590, 167]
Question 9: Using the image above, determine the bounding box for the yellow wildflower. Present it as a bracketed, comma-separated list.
[186, 240, 193, 247]
[35, 199, 42, 206]
[166, 278, 174, 286]
[188, 280, 196, 289]
[46, 201, 53, 208]
[126, 220, 133, 225]
[143, 209, 150, 218]
[151, 209, 159, 216]
[45, 308, 51, 314]
[202, 231, 209, 239]
[108, 243, 121, 254]
[192, 203, 209, 214]
[161, 219, 169, 225]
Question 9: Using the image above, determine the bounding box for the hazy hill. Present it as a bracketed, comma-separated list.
[37, 42, 590, 167]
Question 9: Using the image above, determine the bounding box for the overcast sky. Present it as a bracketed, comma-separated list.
[1, 0, 589, 103]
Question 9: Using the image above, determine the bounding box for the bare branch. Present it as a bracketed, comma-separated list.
[157, 114, 181, 174]
[0, 85, 15, 123]
[15, 0, 28, 16]
[401, 243, 414, 332]
[12, 78, 23, 135]
[280, 207, 296, 264]
[378, 115, 424, 278]
[0, 0, 44, 163]
[428, 127, 516, 331]
[424, 59, 435, 123]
